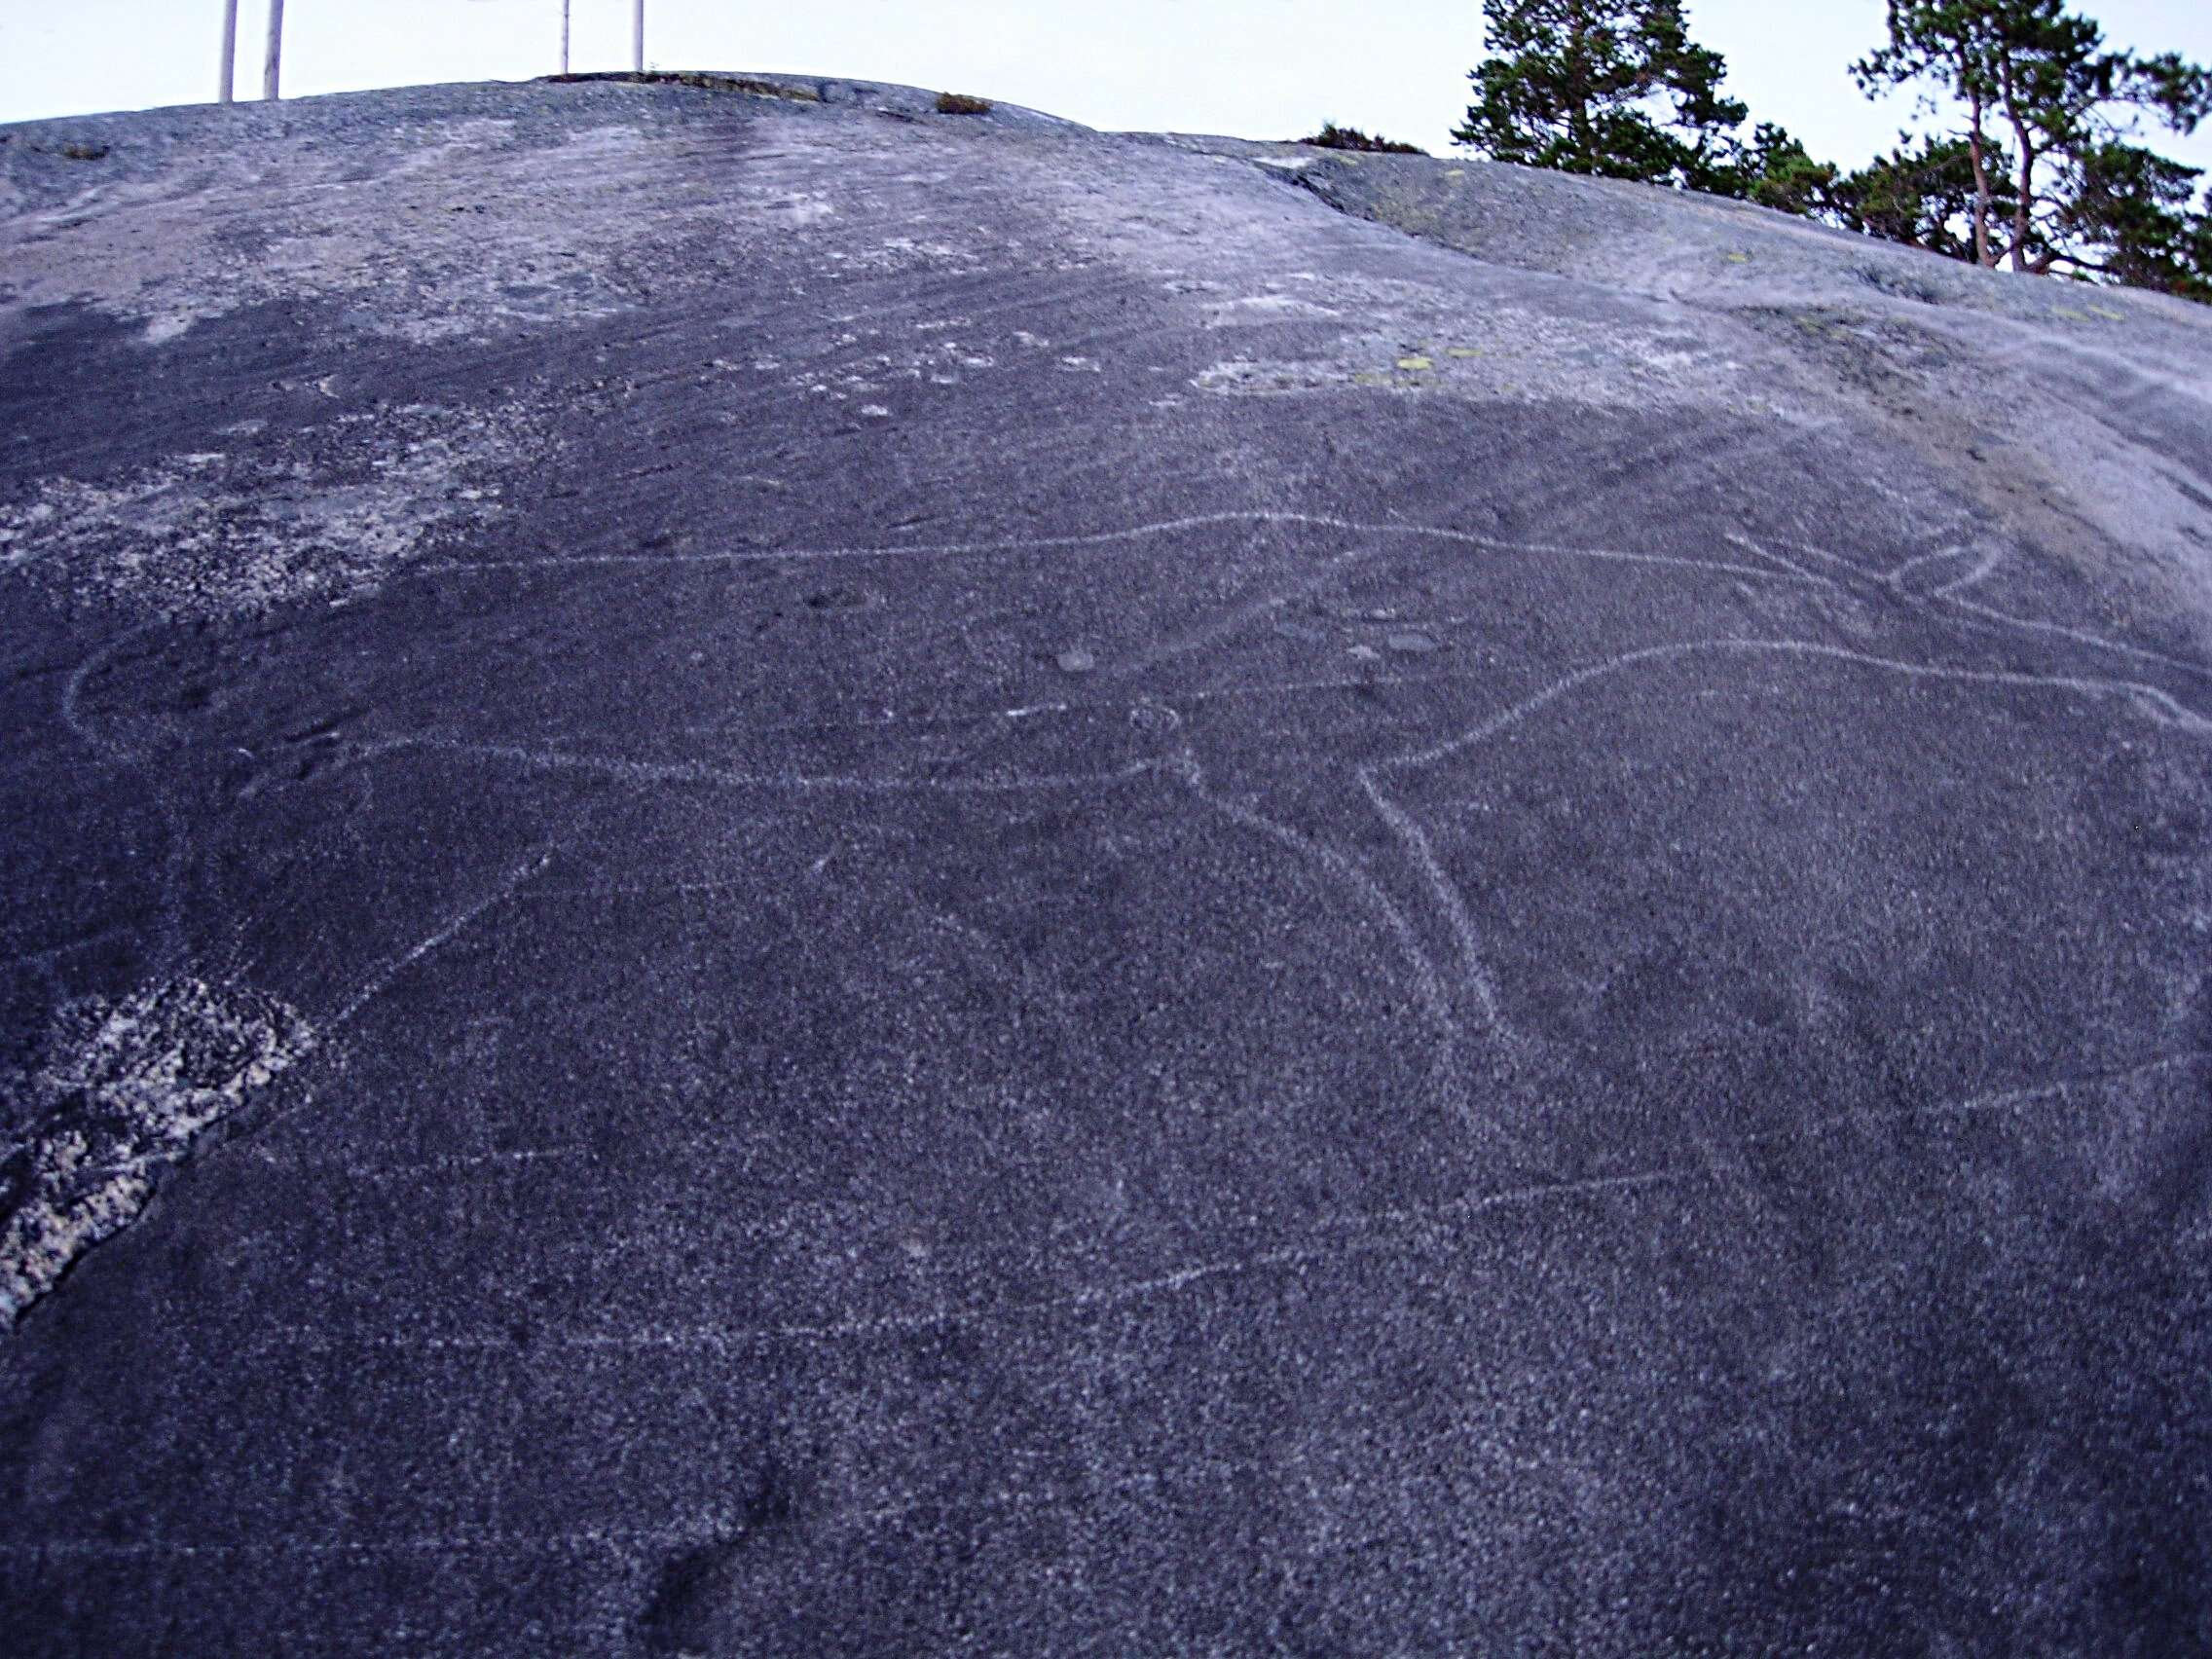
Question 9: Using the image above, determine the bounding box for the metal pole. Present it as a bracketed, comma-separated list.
[218, 0, 239, 103]
[263, 0, 285, 100]
[632, 0, 645, 72]
[561, 0, 571, 75]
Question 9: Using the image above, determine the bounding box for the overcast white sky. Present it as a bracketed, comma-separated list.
[4, 2, 2210, 178]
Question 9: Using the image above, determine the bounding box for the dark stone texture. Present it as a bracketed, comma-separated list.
[2, 75, 2210, 1656]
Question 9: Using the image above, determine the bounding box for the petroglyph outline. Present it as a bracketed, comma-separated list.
[351, 735, 1170, 796]
[326, 847, 559, 1031]
[1181, 765, 1467, 1073]
[239, 1048, 2212, 1364]
[411, 509, 1825, 584]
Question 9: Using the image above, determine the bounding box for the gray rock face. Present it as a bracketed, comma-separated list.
[3, 74, 2210, 1655]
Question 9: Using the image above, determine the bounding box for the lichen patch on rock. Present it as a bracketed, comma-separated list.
[0, 118, 670, 346]
[1189, 277, 1779, 412]
[1, 977, 312, 1325]
[0, 401, 543, 618]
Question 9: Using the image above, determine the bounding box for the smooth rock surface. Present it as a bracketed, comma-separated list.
[3, 75, 2211, 1655]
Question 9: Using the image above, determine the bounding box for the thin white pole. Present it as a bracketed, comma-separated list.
[632, 0, 645, 72]
[263, 0, 285, 100]
[560, 0, 571, 75]
[218, 0, 239, 103]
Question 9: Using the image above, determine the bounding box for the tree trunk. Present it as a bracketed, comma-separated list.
[263, 0, 285, 102]
[1564, 38, 1592, 172]
[2010, 136, 2036, 273]
[561, 0, 571, 75]
[218, 0, 239, 104]
[1997, 55, 2036, 273]
[1966, 87, 1995, 268]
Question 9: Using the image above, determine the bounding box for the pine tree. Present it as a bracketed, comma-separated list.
[2055, 141, 2212, 300]
[1453, 0, 1750, 193]
[1739, 125, 1837, 219]
[1830, 134, 2020, 262]
[1856, 0, 2212, 292]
